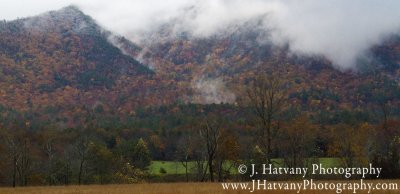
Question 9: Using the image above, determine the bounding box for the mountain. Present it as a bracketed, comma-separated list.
[0, 6, 399, 129]
[133, 20, 400, 108]
[0, 6, 183, 128]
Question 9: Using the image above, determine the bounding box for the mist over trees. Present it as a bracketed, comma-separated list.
[0, 4, 400, 187]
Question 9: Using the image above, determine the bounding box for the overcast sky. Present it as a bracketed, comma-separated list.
[0, 0, 71, 20]
[1, 0, 400, 69]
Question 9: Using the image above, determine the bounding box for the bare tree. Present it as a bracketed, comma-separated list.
[1, 130, 33, 187]
[176, 135, 192, 182]
[199, 116, 223, 182]
[16, 139, 32, 186]
[75, 135, 90, 185]
[247, 73, 287, 165]
[39, 129, 57, 185]
[191, 135, 208, 182]
[4, 135, 20, 187]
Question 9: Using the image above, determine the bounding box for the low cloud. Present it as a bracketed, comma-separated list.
[74, 0, 400, 70]
[192, 77, 236, 104]
[1, 0, 400, 69]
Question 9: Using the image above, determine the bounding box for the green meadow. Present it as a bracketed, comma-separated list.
[148, 158, 343, 175]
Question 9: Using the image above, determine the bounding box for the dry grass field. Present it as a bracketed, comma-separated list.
[1, 181, 400, 194]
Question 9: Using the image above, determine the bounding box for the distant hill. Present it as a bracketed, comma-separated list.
[0, 6, 399, 128]
[0, 6, 183, 128]
[135, 20, 400, 108]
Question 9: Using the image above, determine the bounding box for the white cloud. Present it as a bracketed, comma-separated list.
[0, 0, 71, 20]
[266, 0, 400, 69]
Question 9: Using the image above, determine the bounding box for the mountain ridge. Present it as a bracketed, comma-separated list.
[0, 6, 176, 128]
[0, 6, 399, 128]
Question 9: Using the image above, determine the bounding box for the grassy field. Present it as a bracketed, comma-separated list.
[148, 158, 342, 175]
[149, 161, 193, 175]
[1, 181, 400, 194]
[148, 161, 238, 175]
[0, 159, 359, 194]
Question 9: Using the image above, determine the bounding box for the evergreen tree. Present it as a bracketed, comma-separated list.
[132, 138, 151, 170]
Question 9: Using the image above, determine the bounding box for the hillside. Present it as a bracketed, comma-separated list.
[0, 6, 398, 128]
[0, 6, 398, 129]
[0, 5, 400, 186]
[0, 6, 186, 128]
[134, 23, 400, 110]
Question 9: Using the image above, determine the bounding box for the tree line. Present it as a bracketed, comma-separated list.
[0, 72, 399, 186]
